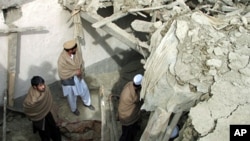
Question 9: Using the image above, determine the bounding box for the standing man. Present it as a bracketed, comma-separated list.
[57, 39, 95, 116]
[23, 76, 62, 141]
[118, 74, 144, 141]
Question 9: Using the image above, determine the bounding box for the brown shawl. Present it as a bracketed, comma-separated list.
[118, 82, 141, 125]
[57, 48, 84, 80]
[23, 85, 57, 122]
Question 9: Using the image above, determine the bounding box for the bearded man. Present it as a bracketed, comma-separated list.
[57, 39, 95, 116]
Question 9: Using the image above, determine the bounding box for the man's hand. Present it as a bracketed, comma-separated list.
[76, 69, 82, 79]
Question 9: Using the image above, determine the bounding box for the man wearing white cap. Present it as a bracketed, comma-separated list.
[57, 39, 95, 116]
[118, 74, 144, 141]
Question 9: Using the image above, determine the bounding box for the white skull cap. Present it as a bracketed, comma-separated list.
[169, 126, 179, 139]
[133, 74, 143, 86]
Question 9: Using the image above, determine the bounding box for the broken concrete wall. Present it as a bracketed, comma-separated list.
[139, 2, 250, 140]
[0, 0, 132, 105]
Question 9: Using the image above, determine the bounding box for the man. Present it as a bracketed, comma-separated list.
[23, 76, 61, 141]
[57, 39, 95, 116]
[118, 74, 144, 141]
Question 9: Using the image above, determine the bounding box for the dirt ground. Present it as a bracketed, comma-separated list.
[0, 106, 149, 141]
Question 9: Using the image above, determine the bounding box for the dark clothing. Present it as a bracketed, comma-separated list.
[61, 77, 75, 86]
[33, 112, 61, 141]
[119, 121, 140, 141]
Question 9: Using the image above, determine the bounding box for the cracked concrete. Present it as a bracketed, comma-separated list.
[190, 69, 250, 140]
[140, 8, 250, 140]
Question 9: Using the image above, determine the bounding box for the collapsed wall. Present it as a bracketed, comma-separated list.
[139, 2, 250, 141]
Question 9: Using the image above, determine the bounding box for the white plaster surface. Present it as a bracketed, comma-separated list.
[0, 35, 8, 103]
[0, 10, 8, 102]
[0, 0, 130, 103]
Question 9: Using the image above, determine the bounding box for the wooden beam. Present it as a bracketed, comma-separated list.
[7, 32, 18, 107]
[113, 0, 123, 13]
[100, 85, 112, 141]
[128, 5, 170, 13]
[140, 107, 171, 141]
[131, 19, 154, 33]
[65, 4, 149, 57]
[92, 11, 128, 28]
[3, 25, 46, 107]
[162, 111, 183, 141]
[0, 26, 46, 34]
[2, 90, 7, 141]
[109, 94, 119, 141]
[80, 11, 149, 57]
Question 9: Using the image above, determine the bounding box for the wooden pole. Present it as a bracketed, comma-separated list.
[100, 85, 112, 141]
[3, 90, 7, 141]
[109, 94, 119, 141]
[0, 26, 46, 108]
[0, 26, 46, 33]
[161, 111, 183, 141]
[140, 107, 171, 141]
[64, 4, 149, 57]
[7, 32, 18, 107]
[92, 11, 128, 28]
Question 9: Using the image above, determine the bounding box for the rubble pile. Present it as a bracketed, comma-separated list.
[136, 1, 250, 141]
[60, 0, 250, 140]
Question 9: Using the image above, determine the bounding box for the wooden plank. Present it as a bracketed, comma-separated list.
[109, 94, 119, 141]
[128, 5, 169, 13]
[161, 111, 182, 141]
[92, 11, 128, 28]
[2, 25, 46, 108]
[113, 0, 123, 13]
[3, 90, 7, 141]
[7, 32, 18, 107]
[80, 12, 138, 47]
[100, 86, 106, 141]
[81, 12, 149, 56]
[100, 85, 112, 141]
[140, 107, 171, 141]
[0, 26, 46, 33]
[7, 72, 15, 107]
[131, 19, 154, 33]
[65, 4, 149, 57]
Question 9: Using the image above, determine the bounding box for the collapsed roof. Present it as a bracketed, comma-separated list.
[58, 0, 250, 140]
[59, 0, 250, 139]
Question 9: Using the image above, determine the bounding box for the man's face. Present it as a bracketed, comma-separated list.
[35, 83, 46, 92]
[71, 47, 77, 55]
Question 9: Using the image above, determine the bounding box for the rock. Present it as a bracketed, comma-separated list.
[206, 59, 222, 68]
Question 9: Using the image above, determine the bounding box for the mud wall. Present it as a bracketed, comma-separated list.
[0, 0, 131, 105]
